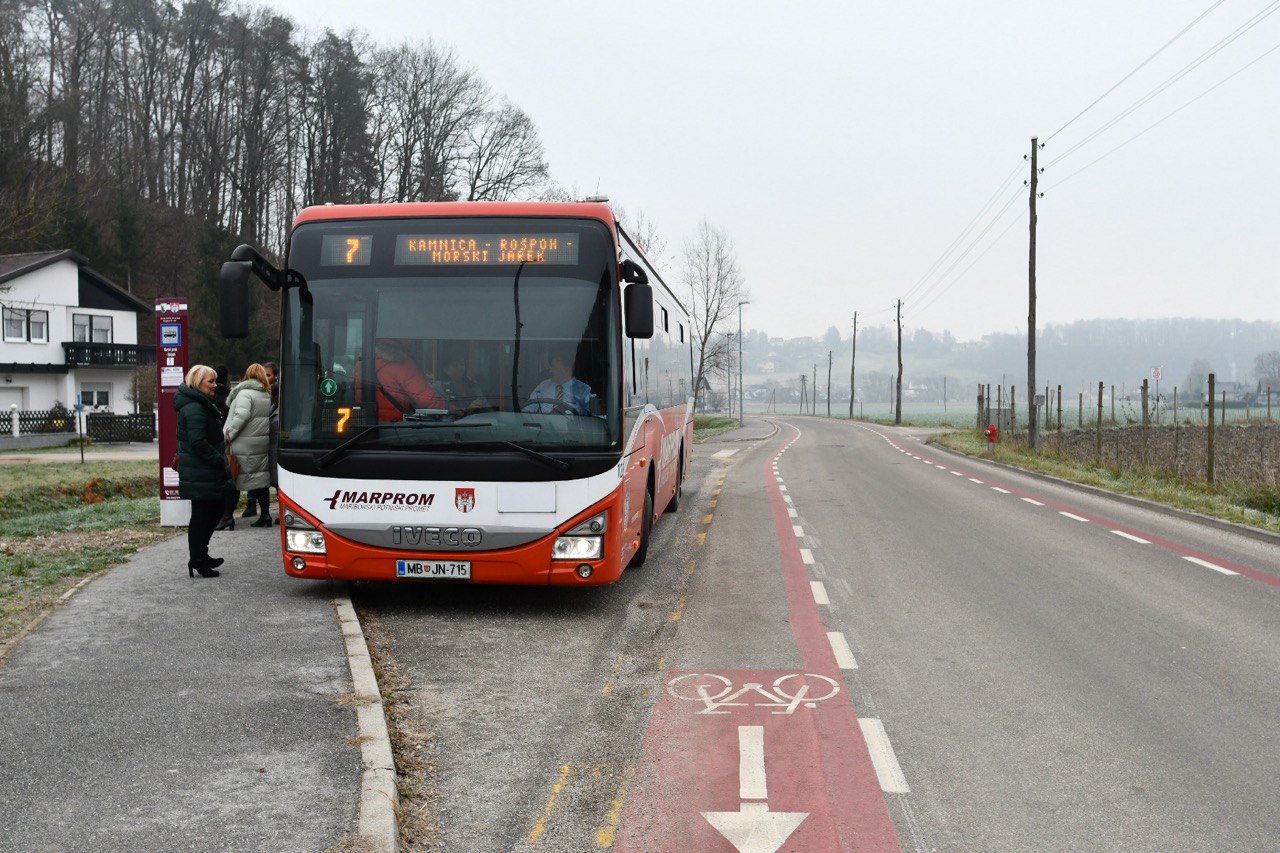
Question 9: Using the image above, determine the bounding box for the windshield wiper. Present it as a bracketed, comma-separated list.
[496, 440, 572, 472]
[316, 421, 487, 468]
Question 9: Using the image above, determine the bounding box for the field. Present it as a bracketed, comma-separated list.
[0, 458, 175, 653]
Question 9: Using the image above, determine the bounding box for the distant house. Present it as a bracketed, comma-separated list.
[0, 251, 153, 413]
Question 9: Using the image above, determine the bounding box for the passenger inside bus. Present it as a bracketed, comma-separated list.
[524, 347, 594, 414]
[361, 338, 449, 421]
[438, 343, 491, 412]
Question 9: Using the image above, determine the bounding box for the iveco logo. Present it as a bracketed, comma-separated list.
[391, 526, 483, 547]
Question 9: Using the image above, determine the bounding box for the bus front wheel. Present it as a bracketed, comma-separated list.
[631, 486, 654, 568]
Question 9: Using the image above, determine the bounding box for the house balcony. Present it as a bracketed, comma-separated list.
[62, 342, 157, 368]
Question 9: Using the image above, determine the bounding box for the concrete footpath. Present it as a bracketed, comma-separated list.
[0, 520, 362, 852]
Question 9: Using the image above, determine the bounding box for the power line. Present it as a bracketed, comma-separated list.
[902, 160, 1024, 304]
[1049, 37, 1280, 189]
[907, 184, 1024, 312]
[1048, 0, 1280, 167]
[1044, 0, 1230, 143]
[907, 193, 1026, 321]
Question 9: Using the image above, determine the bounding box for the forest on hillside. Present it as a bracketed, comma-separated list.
[1, 0, 551, 365]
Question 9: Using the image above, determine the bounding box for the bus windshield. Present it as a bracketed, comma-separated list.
[278, 217, 621, 453]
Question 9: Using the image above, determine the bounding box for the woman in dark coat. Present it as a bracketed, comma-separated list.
[175, 365, 233, 578]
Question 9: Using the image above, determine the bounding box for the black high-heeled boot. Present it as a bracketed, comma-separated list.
[251, 514, 272, 528]
[214, 515, 235, 531]
[240, 502, 259, 518]
[189, 559, 220, 578]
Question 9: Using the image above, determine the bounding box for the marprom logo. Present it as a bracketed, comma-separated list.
[324, 489, 435, 512]
[155, 301, 188, 313]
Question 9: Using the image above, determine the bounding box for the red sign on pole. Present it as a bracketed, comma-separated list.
[156, 298, 190, 523]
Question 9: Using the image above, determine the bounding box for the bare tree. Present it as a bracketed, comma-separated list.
[683, 219, 746, 412]
[615, 206, 668, 270]
[461, 101, 547, 201]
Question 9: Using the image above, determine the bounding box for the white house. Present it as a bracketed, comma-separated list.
[0, 250, 153, 413]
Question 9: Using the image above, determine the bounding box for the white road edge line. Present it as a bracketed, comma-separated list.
[811, 581, 830, 605]
[1059, 512, 1090, 523]
[800, 548, 815, 565]
[858, 718, 910, 793]
[827, 631, 857, 669]
[335, 592, 399, 851]
[1111, 530, 1152, 544]
[1183, 556, 1239, 576]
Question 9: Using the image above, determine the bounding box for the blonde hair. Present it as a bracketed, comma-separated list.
[243, 363, 270, 391]
[185, 365, 216, 388]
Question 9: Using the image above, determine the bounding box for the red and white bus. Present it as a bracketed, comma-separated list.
[220, 201, 693, 585]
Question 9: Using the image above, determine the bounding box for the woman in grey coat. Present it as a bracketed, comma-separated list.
[224, 363, 274, 527]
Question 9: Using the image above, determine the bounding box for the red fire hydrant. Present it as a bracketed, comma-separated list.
[985, 423, 998, 449]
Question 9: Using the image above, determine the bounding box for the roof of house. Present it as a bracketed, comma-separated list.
[0, 250, 152, 314]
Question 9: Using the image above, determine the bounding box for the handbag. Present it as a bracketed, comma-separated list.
[227, 448, 242, 480]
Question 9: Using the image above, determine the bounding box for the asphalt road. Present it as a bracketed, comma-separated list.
[357, 416, 1280, 851]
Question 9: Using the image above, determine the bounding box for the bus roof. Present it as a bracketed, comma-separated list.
[292, 201, 617, 230]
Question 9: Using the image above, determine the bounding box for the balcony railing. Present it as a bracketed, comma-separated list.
[62, 342, 156, 368]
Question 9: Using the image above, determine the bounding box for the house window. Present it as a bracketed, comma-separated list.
[73, 314, 113, 343]
[4, 308, 28, 342]
[3, 307, 48, 342]
[28, 310, 47, 343]
[80, 383, 111, 409]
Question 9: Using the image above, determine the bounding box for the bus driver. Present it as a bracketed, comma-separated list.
[525, 348, 593, 414]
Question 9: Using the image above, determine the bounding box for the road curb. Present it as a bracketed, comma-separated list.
[925, 438, 1280, 548]
[335, 590, 400, 852]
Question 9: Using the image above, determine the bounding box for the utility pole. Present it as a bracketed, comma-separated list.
[848, 312, 857, 419]
[812, 364, 817, 416]
[737, 301, 748, 427]
[1027, 136, 1041, 451]
[894, 298, 903, 425]
[826, 351, 832, 418]
[799, 374, 807, 414]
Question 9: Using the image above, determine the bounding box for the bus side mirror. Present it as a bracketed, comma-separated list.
[624, 283, 654, 339]
[219, 261, 251, 338]
[621, 258, 648, 285]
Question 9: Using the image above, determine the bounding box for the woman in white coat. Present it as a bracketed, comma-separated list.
[224, 363, 274, 527]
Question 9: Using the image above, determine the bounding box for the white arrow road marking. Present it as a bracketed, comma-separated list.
[738, 726, 767, 799]
[702, 726, 809, 853]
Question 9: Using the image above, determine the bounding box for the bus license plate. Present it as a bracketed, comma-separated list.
[396, 560, 471, 580]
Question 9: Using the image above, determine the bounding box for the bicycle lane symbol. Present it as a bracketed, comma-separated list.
[666, 672, 841, 715]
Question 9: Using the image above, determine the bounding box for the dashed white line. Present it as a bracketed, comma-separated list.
[968, 478, 984, 483]
[787, 507, 798, 518]
[858, 719, 910, 793]
[827, 632, 857, 669]
[810, 581, 830, 605]
[950, 471, 963, 476]
[1182, 556, 1239, 576]
[1059, 512, 1090, 523]
[800, 548, 814, 565]
[712, 448, 739, 458]
[1021, 498, 1045, 506]
[992, 487, 1011, 494]
[1111, 530, 1151, 544]
[793, 525, 805, 537]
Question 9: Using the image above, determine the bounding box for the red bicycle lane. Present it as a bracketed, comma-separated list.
[615, 426, 901, 852]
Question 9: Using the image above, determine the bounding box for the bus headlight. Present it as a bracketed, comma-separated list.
[286, 529, 327, 554]
[553, 536, 602, 560]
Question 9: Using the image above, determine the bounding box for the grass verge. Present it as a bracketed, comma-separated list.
[931, 429, 1280, 535]
[694, 415, 740, 442]
[0, 460, 178, 651]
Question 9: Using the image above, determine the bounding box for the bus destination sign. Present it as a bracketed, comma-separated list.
[394, 234, 578, 266]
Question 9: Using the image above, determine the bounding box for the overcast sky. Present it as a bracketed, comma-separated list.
[265, 0, 1279, 342]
